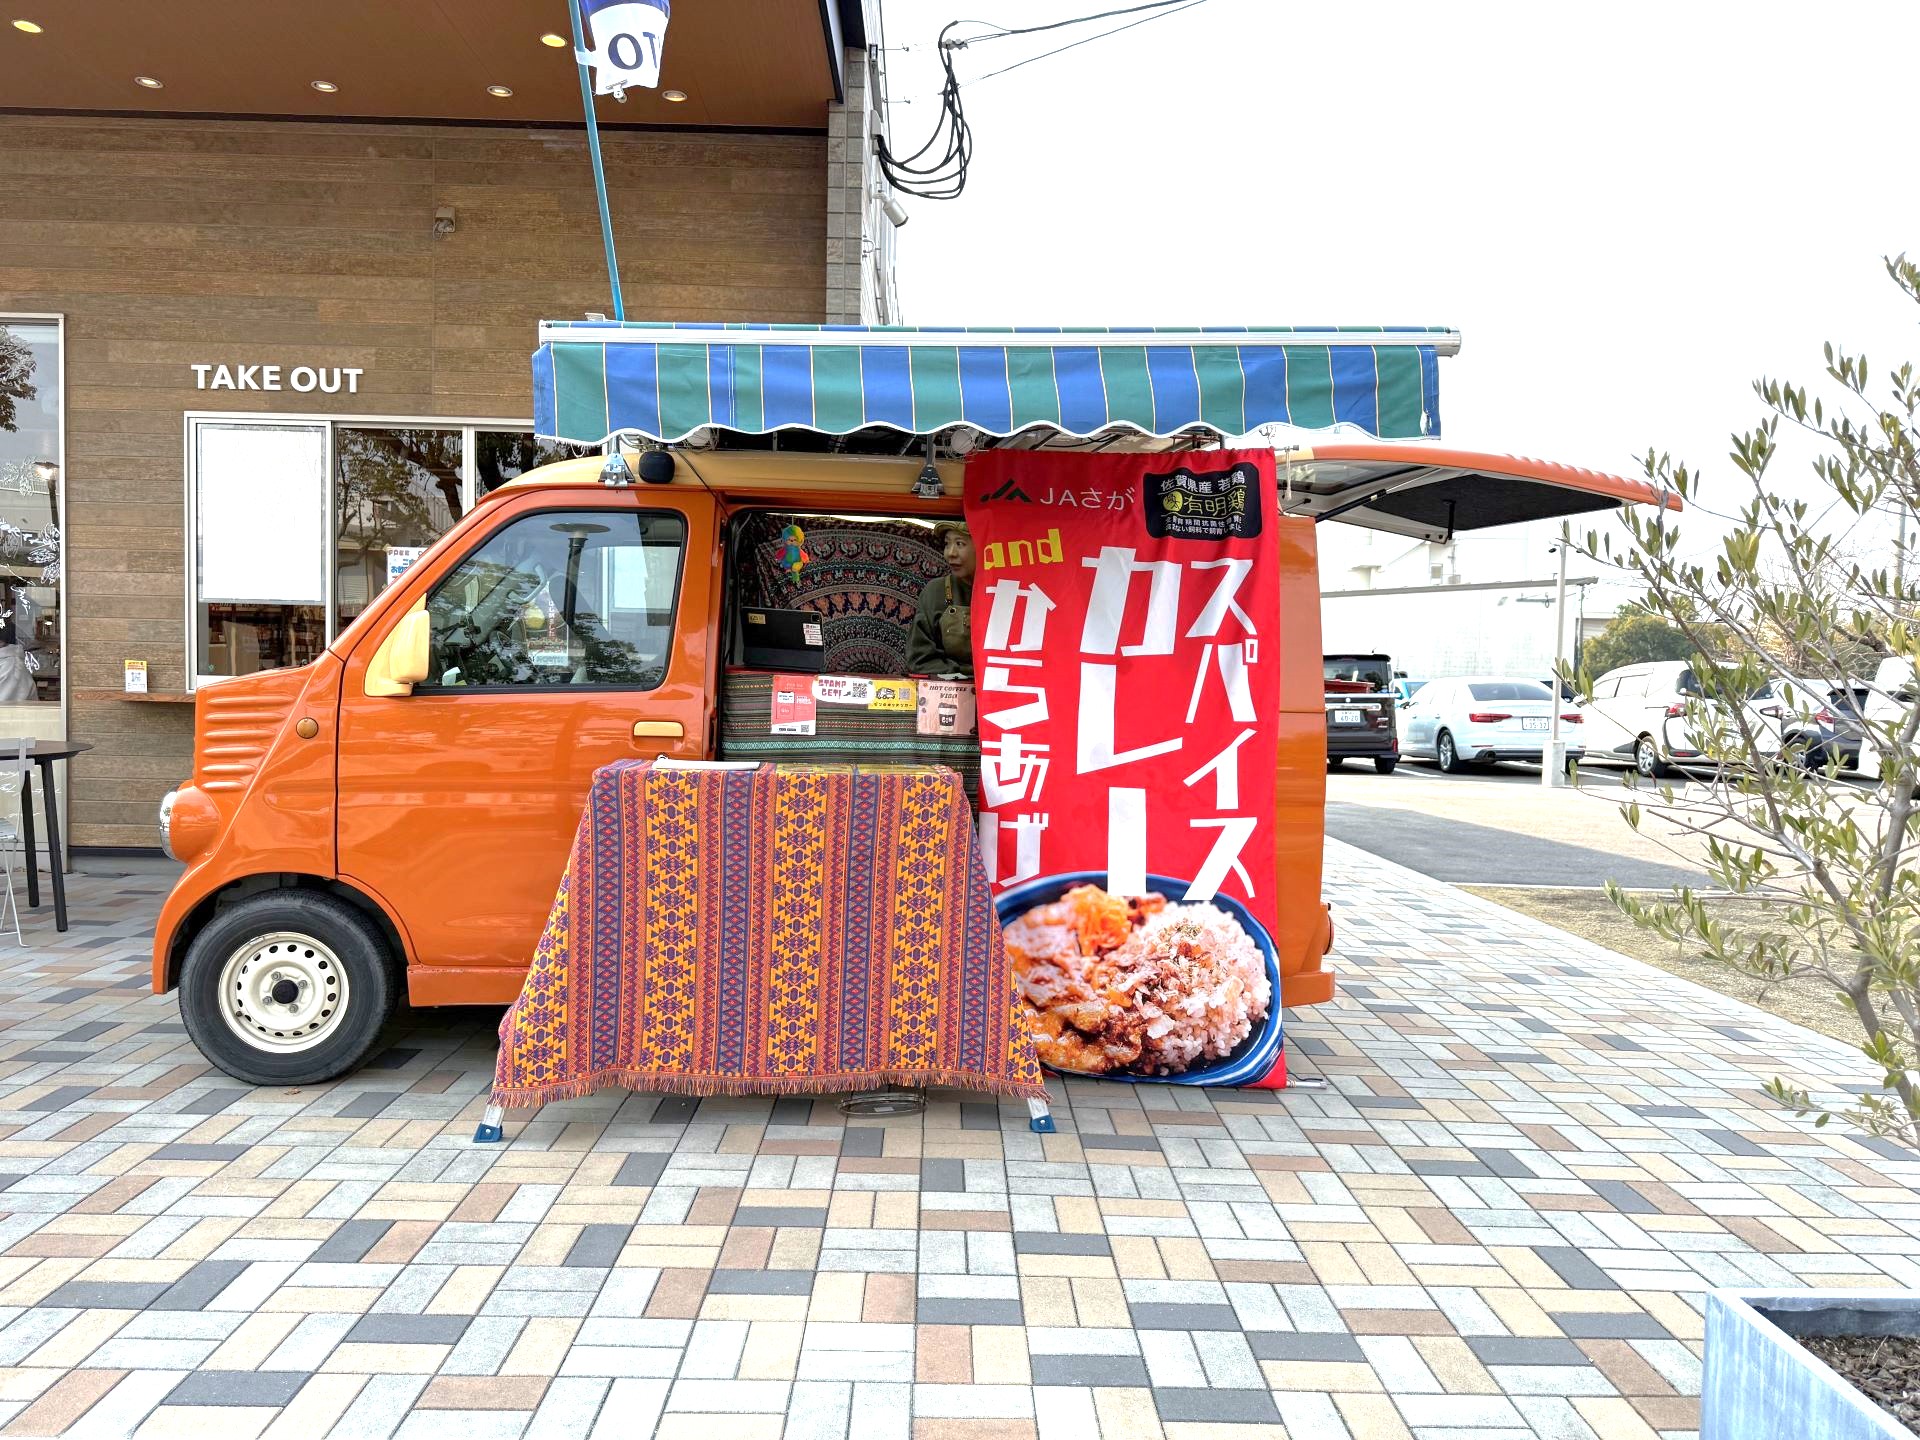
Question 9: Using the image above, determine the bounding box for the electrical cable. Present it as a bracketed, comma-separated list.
[875, 0, 1218, 201]
[969, 0, 1214, 86]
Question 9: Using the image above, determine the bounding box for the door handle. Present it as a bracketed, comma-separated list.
[633, 720, 685, 739]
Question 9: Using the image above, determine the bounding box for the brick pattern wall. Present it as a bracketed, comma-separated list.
[0, 113, 828, 846]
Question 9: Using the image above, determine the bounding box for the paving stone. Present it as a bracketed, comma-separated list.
[1467, 1337, 1592, 1366]
[1552, 1311, 1673, 1339]
[1030, 1353, 1151, 1387]
[612, 1153, 669, 1187]
[1533, 1246, 1620, 1291]
[1129, 1303, 1242, 1331]
[40, 1280, 170, 1308]
[152, 1143, 250, 1161]
[20, 1084, 94, 1112]
[1248, 1331, 1367, 1362]
[346, 1314, 473, 1345]
[1151, 1387, 1282, 1423]
[732, 1206, 827, 1228]
[161, 1370, 310, 1407]
[1012, 1232, 1111, 1256]
[153, 1260, 253, 1311]
[706, 1270, 812, 1295]
[309, 1219, 394, 1264]
[915, 1298, 1024, 1325]
[566, 1223, 630, 1268]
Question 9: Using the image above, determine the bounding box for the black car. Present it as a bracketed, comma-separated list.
[1324, 653, 1398, 774]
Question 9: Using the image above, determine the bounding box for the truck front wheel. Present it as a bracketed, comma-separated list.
[179, 891, 399, 1086]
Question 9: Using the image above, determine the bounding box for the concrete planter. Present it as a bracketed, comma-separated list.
[1703, 1289, 1920, 1440]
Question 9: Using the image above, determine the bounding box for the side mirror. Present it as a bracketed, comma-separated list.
[365, 604, 431, 697]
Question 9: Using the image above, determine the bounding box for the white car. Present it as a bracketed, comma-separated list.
[1862, 657, 1917, 781]
[1580, 660, 1720, 777]
[1401, 677, 1586, 773]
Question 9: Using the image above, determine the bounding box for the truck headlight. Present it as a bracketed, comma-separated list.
[158, 788, 179, 860]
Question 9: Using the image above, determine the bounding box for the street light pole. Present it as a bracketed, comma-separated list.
[1543, 542, 1569, 790]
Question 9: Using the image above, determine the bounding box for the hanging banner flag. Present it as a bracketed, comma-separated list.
[576, 0, 671, 96]
[964, 450, 1287, 1088]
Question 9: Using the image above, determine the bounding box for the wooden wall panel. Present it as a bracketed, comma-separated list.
[0, 113, 828, 847]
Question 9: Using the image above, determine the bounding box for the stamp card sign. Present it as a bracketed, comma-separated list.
[964, 450, 1286, 1087]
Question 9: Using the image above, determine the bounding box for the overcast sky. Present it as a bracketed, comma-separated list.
[878, 0, 1919, 595]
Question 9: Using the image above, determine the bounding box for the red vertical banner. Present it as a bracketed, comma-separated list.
[964, 450, 1286, 1087]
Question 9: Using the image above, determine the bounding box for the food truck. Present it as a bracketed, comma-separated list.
[151, 324, 1677, 1086]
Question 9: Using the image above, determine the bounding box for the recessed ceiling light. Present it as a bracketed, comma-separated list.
[310, 80, 338, 93]
[11, 19, 42, 33]
[486, 84, 513, 97]
[539, 32, 567, 47]
[134, 75, 163, 89]
[661, 89, 687, 102]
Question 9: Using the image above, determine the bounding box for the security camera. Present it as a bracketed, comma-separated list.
[881, 195, 909, 227]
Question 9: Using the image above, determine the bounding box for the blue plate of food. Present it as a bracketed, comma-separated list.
[995, 872, 1284, 1087]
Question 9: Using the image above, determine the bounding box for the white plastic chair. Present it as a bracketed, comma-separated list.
[0, 738, 29, 944]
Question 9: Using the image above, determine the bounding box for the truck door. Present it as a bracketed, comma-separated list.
[336, 489, 716, 985]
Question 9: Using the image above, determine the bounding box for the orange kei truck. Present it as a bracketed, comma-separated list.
[152, 324, 1676, 1085]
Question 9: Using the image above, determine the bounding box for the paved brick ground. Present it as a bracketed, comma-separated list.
[0, 842, 1914, 1438]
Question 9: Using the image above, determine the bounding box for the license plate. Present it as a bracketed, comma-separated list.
[1522, 716, 1549, 731]
[1333, 708, 1363, 725]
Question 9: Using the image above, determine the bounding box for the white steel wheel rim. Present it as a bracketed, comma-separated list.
[1439, 734, 1454, 766]
[217, 932, 349, 1054]
[1637, 739, 1657, 775]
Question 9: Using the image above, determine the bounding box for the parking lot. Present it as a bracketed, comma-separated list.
[1325, 760, 1714, 890]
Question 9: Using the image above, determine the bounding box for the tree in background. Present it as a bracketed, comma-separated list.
[0, 329, 33, 435]
[1571, 255, 1920, 1149]
[1581, 609, 1697, 675]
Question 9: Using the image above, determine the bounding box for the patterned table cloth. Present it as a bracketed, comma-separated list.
[491, 760, 1046, 1107]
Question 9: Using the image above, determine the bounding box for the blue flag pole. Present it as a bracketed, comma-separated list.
[570, 0, 626, 321]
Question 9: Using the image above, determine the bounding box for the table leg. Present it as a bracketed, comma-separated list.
[39, 759, 66, 934]
[16, 767, 38, 910]
[1027, 1096, 1056, 1133]
[474, 1104, 506, 1144]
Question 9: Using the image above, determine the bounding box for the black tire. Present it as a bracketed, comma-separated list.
[1327, 758, 1344, 771]
[1635, 734, 1673, 780]
[1374, 756, 1398, 775]
[1438, 730, 1472, 774]
[179, 891, 399, 1086]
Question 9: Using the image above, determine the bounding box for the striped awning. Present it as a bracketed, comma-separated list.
[533, 323, 1457, 445]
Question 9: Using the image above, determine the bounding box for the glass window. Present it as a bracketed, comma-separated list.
[0, 320, 62, 709]
[1323, 655, 1391, 690]
[193, 421, 329, 680]
[474, 431, 580, 495]
[335, 427, 464, 628]
[424, 509, 685, 690]
[1468, 681, 1553, 702]
[1617, 671, 1648, 698]
[1592, 675, 1620, 699]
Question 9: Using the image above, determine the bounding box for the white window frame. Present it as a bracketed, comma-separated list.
[0, 312, 66, 732]
[184, 411, 537, 691]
